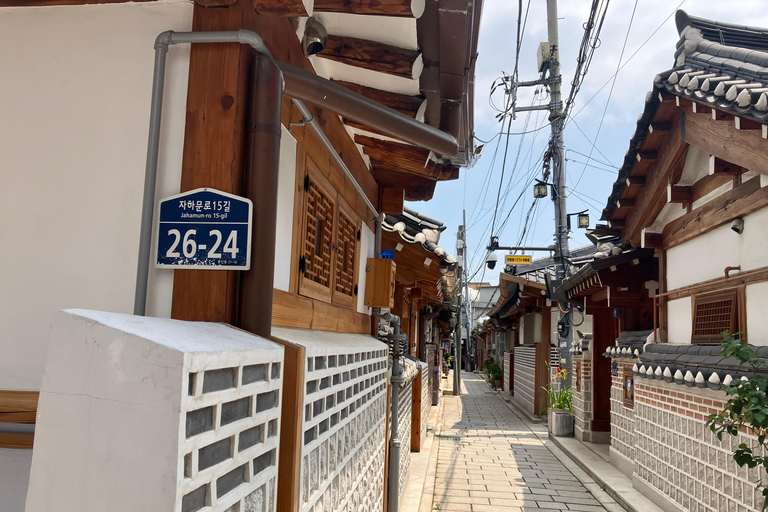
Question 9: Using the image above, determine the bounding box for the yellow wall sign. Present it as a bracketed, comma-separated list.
[505, 255, 532, 265]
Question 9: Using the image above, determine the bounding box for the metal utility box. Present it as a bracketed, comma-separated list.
[364, 258, 396, 308]
[536, 42, 551, 72]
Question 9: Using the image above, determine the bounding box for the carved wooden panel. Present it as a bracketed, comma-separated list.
[333, 201, 358, 309]
[299, 160, 337, 303]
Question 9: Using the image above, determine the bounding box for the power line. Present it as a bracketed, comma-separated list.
[570, 0, 639, 193]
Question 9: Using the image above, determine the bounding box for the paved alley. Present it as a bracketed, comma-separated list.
[429, 373, 624, 512]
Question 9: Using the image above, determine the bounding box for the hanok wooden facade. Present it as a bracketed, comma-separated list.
[0, 1, 483, 511]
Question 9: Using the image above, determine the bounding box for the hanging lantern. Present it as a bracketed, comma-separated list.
[533, 182, 548, 198]
[578, 212, 590, 228]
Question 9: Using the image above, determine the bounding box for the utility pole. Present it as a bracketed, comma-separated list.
[454, 221, 466, 395]
[462, 210, 472, 373]
[546, 0, 573, 388]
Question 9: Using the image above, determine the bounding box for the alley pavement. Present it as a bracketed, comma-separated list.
[429, 373, 623, 512]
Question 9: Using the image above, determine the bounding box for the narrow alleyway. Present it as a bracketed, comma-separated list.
[429, 373, 623, 512]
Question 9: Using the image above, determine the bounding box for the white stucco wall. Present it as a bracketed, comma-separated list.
[667, 297, 693, 344]
[0, 2, 193, 391]
[274, 126, 298, 292]
[666, 207, 768, 291]
[746, 282, 768, 346]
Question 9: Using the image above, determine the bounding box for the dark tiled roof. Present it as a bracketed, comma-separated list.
[633, 343, 768, 389]
[382, 207, 455, 264]
[601, 10, 768, 223]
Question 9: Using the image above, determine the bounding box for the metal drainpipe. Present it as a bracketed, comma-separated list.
[133, 30, 274, 316]
[134, 30, 458, 316]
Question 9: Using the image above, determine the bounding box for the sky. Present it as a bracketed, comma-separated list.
[407, 0, 768, 288]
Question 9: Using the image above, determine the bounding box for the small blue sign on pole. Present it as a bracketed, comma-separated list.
[155, 188, 252, 270]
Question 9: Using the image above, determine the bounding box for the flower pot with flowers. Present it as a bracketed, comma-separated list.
[544, 364, 574, 436]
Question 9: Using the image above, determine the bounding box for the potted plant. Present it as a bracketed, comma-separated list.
[545, 365, 574, 436]
[483, 358, 503, 390]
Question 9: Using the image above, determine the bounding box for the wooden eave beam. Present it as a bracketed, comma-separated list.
[623, 109, 689, 247]
[332, 80, 424, 118]
[251, 0, 312, 16]
[686, 108, 768, 176]
[318, 35, 422, 80]
[708, 155, 742, 176]
[735, 117, 763, 131]
[663, 176, 768, 249]
[313, 0, 423, 17]
[667, 185, 692, 205]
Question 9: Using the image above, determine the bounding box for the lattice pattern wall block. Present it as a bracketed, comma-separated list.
[271, 328, 388, 512]
[420, 362, 429, 445]
[397, 376, 413, 505]
[26, 310, 284, 512]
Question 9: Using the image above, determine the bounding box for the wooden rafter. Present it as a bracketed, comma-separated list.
[372, 168, 436, 202]
[251, 0, 312, 16]
[622, 109, 689, 246]
[355, 134, 458, 180]
[318, 35, 422, 80]
[333, 80, 424, 118]
[313, 0, 424, 17]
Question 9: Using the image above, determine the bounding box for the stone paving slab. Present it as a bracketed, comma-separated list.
[428, 373, 626, 512]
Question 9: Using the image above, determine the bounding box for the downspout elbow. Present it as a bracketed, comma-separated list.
[236, 29, 272, 57]
[155, 30, 174, 51]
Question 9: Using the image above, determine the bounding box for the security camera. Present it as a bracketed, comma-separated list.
[302, 18, 327, 56]
[486, 252, 498, 270]
[731, 217, 744, 235]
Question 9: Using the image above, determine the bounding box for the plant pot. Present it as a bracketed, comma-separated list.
[494, 379, 503, 390]
[549, 409, 574, 437]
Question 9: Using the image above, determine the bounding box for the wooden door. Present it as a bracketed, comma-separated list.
[591, 309, 617, 432]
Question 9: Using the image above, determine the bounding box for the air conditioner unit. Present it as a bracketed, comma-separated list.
[537, 42, 551, 72]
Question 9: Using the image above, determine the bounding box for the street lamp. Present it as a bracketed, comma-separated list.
[566, 210, 589, 230]
[533, 180, 549, 199]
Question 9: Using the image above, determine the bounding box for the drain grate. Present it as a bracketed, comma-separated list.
[436, 434, 461, 441]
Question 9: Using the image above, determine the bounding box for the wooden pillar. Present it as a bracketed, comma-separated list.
[171, 2, 258, 323]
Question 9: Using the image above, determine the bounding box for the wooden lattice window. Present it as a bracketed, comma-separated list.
[299, 162, 337, 303]
[692, 289, 742, 344]
[332, 202, 359, 308]
[297, 157, 360, 308]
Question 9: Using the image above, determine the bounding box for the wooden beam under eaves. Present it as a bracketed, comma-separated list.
[318, 35, 423, 80]
[667, 185, 692, 205]
[623, 109, 689, 246]
[332, 80, 424, 118]
[355, 134, 457, 180]
[313, 0, 425, 17]
[708, 156, 742, 176]
[251, 0, 312, 16]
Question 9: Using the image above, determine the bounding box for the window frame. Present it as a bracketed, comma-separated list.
[690, 286, 746, 344]
[296, 155, 361, 310]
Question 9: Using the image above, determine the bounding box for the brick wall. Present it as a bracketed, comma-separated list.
[513, 346, 536, 416]
[634, 379, 764, 512]
[572, 353, 592, 438]
[610, 360, 636, 465]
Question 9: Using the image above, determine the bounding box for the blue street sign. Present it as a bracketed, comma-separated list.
[155, 188, 252, 270]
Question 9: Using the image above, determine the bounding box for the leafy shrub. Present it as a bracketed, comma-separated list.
[707, 331, 768, 509]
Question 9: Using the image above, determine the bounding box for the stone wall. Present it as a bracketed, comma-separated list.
[26, 310, 284, 512]
[572, 353, 592, 441]
[295, 334, 389, 512]
[421, 363, 430, 444]
[397, 376, 414, 506]
[610, 360, 636, 475]
[512, 346, 536, 415]
[634, 379, 763, 512]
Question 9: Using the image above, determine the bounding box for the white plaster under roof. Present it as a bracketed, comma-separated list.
[309, 55, 422, 96]
[306, 13, 418, 50]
